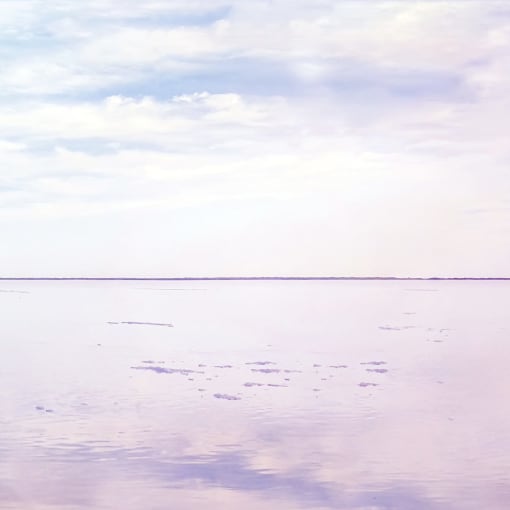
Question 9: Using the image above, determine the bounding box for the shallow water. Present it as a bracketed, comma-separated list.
[1, 280, 509, 509]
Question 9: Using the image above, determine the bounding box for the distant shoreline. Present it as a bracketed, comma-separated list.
[1, 277, 510, 281]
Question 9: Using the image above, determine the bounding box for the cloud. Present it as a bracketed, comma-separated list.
[1, 0, 509, 275]
[1, 1, 507, 97]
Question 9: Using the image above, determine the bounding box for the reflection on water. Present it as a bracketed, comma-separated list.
[1, 280, 510, 509]
[108, 321, 174, 328]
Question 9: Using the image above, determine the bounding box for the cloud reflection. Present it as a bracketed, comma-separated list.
[20, 441, 446, 510]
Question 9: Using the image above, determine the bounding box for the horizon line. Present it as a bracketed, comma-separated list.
[1, 276, 510, 281]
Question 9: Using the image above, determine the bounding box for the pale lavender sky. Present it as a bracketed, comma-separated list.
[1, 1, 509, 277]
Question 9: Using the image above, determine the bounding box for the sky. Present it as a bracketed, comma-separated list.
[1, 0, 509, 277]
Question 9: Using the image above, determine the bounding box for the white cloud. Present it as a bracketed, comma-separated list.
[2, 1, 507, 96]
[0, 93, 289, 149]
[1, 1, 509, 275]
[1, 83, 508, 222]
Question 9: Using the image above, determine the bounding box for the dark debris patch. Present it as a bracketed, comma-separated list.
[251, 368, 281, 374]
[359, 382, 378, 387]
[213, 393, 241, 401]
[366, 368, 389, 374]
[131, 366, 204, 376]
[35, 406, 54, 413]
[108, 321, 173, 328]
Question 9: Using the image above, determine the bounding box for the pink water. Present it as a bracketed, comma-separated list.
[1, 280, 509, 509]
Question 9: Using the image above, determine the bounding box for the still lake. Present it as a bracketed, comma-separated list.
[1, 280, 509, 509]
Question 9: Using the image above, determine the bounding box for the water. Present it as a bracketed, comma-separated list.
[1, 280, 509, 509]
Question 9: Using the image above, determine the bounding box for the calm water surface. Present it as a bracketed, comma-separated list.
[1, 280, 509, 509]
